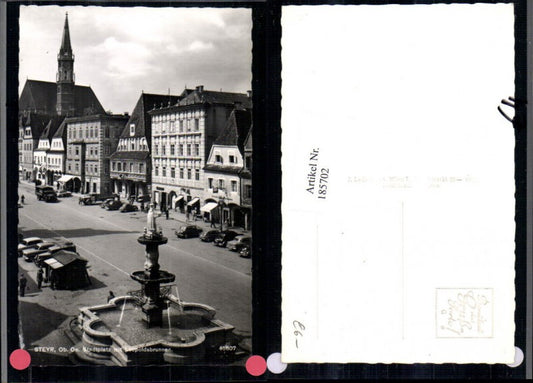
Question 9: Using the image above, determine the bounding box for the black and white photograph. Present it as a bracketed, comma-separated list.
[16, 5, 253, 367]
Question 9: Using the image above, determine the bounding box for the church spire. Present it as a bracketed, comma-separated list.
[56, 12, 75, 116]
[59, 12, 72, 57]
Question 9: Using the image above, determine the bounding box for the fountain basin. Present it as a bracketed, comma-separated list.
[75, 295, 234, 366]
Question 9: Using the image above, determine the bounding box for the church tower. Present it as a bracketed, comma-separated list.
[56, 12, 75, 116]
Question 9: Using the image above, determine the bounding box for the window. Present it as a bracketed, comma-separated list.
[178, 144, 183, 156]
[155, 167, 159, 176]
[179, 120, 183, 132]
[170, 144, 175, 155]
[154, 145, 158, 155]
[131, 142, 135, 150]
[215, 154, 223, 163]
[218, 179, 225, 190]
[75, 147, 79, 156]
[139, 163, 144, 173]
[162, 167, 167, 177]
[117, 162, 122, 171]
[179, 168, 184, 179]
[89, 148, 93, 156]
[122, 162, 126, 171]
[94, 149, 98, 156]
[231, 180, 237, 192]
[130, 163, 134, 172]
[112, 162, 116, 171]
[85, 128, 89, 138]
[187, 144, 191, 156]
[75, 163, 79, 172]
[195, 169, 200, 181]
[194, 118, 199, 131]
[130, 124, 135, 136]
[208, 178, 213, 188]
[171, 168, 175, 178]
[93, 183, 97, 193]
[245, 185, 252, 198]
[187, 119, 191, 132]
[162, 145, 166, 155]
[194, 144, 199, 156]
[94, 165, 98, 173]
[187, 168, 191, 179]
[229, 155, 236, 164]
[68, 163, 72, 171]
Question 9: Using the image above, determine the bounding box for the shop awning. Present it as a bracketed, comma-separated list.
[200, 202, 218, 213]
[44, 250, 87, 269]
[174, 195, 184, 202]
[187, 197, 200, 207]
[57, 175, 76, 183]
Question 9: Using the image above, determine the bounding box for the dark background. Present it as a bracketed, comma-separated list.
[5, 0, 528, 381]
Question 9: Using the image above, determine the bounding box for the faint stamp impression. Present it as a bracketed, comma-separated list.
[436, 288, 493, 338]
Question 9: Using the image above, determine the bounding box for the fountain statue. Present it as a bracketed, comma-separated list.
[73, 203, 236, 365]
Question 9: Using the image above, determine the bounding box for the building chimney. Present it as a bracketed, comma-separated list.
[196, 85, 204, 93]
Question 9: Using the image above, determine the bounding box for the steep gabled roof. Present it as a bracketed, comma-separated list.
[120, 93, 182, 139]
[244, 125, 252, 151]
[52, 118, 68, 140]
[19, 79, 105, 116]
[213, 108, 252, 154]
[177, 87, 252, 108]
[22, 113, 52, 138]
[40, 116, 64, 140]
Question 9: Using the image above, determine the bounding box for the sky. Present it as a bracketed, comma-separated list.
[19, 5, 252, 114]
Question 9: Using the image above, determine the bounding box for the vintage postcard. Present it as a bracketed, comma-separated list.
[281, 4, 516, 363]
[14, 4, 252, 368]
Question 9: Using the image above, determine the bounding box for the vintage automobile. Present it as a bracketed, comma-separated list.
[199, 229, 221, 242]
[34, 241, 77, 267]
[227, 235, 252, 252]
[18, 237, 43, 257]
[57, 190, 72, 198]
[105, 200, 123, 211]
[175, 225, 203, 239]
[22, 242, 56, 262]
[35, 185, 58, 202]
[136, 195, 151, 203]
[119, 203, 139, 213]
[79, 193, 118, 206]
[213, 230, 239, 247]
[239, 244, 251, 258]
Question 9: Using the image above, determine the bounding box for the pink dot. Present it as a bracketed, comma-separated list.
[9, 349, 31, 370]
[246, 355, 266, 376]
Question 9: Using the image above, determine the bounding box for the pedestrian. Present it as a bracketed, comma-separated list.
[19, 274, 27, 297]
[50, 270, 57, 290]
[37, 268, 44, 289]
[141, 201, 145, 212]
[210, 216, 216, 228]
[107, 291, 115, 302]
[165, 208, 169, 220]
[186, 210, 190, 221]
[20, 195, 25, 204]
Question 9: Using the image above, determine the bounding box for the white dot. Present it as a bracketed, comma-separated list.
[506, 347, 524, 368]
[267, 352, 287, 374]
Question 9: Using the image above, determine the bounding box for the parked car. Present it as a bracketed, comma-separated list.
[35, 185, 57, 202]
[34, 241, 77, 267]
[213, 231, 239, 247]
[239, 244, 251, 258]
[101, 197, 120, 209]
[22, 242, 55, 262]
[57, 190, 72, 198]
[80, 193, 118, 205]
[119, 203, 139, 213]
[136, 195, 151, 203]
[199, 229, 221, 242]
[105, 200, 123, 211]
[227, 235, 252, 252]
[176, 225, 203, 238]
[18, 237, 43, 257]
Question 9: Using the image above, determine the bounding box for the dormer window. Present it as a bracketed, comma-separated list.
[130, 124, 135, 136]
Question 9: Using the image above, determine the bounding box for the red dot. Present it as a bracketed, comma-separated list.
[246, 355, 267, 376]
[10, 349, 31, 370]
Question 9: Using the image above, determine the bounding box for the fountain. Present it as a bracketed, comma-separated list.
[73, 204, 235, 366]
